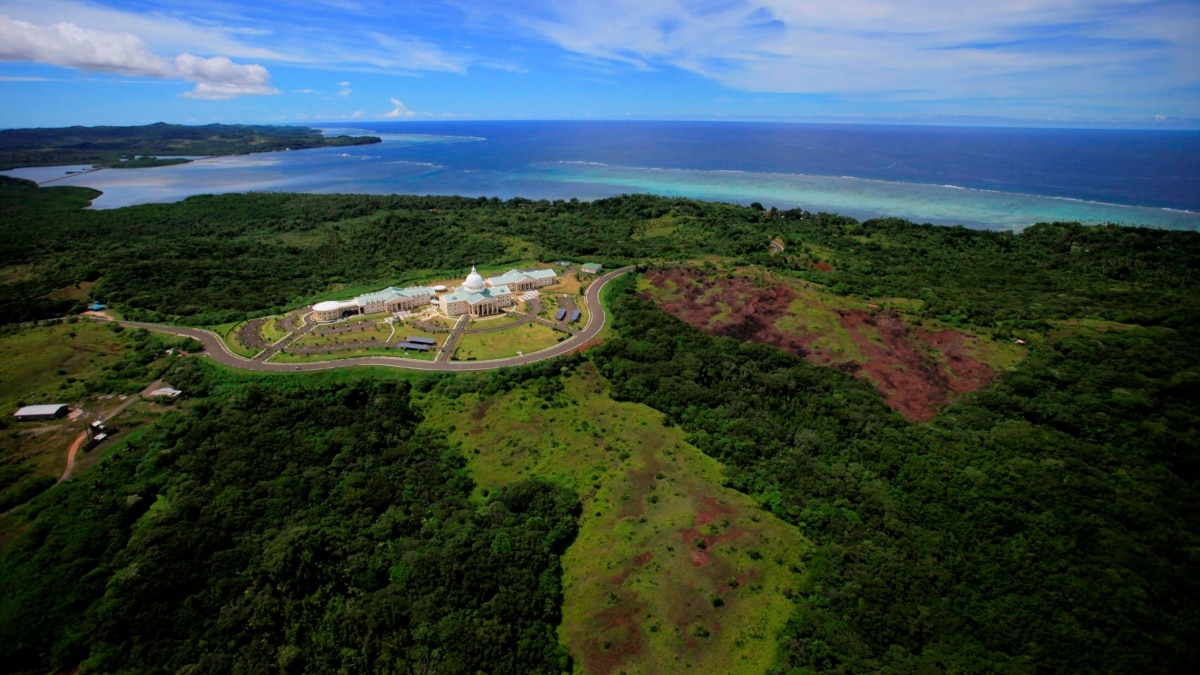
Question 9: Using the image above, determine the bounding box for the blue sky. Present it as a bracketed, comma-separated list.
[1, 0, 1197, 129]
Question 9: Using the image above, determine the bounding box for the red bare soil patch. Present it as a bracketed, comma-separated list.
[812, 262, 833, 272]
[643, 268, 996, 422]
[581, 590, 646, 675]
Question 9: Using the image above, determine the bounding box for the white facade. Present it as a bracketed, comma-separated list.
[485, 268, 558, 292]
[440, 267, 512, 317]
[312, 285, 436, 323]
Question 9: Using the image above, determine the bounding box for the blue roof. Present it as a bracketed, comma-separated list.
[405, 337, 437, 345]
[570, 309, 581, 322]
[555, 308, 566, 320]
[395, 341, 430, 351]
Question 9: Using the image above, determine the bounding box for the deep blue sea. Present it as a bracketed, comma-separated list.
[5, 121, 1198, 230]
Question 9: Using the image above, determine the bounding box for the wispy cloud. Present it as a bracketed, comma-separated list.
[0, 0, 479, 75]
[0, 15, 278, 98]
[490, 0, 1200, 107]
[364, 32, 469, 73]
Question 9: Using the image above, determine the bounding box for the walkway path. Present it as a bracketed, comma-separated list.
[86, 266, 633, 373]
[437, 315, 468, 363]
[255, 313, 315, 361]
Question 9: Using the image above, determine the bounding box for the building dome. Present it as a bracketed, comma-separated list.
[462, 265, 486, 293]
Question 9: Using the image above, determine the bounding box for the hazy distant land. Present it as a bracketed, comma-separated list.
[0, 122, 381, 171]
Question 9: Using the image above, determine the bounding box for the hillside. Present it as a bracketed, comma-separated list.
[1, 186, 1197, 673]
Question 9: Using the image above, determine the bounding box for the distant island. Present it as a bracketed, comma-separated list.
[0, 122, 382, 170]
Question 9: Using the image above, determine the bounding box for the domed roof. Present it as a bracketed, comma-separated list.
[463, 265, 486, 293]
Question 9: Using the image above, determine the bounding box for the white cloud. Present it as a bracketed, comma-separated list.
[384, 97, 414, 118]
[0, 1, 476, 75]
[365, 32, 468, 73]
[0, 1, 290, 62]
[495, 0, 1200, 106]
[352, 110, 364, 117]
[0, 15, 278, 98]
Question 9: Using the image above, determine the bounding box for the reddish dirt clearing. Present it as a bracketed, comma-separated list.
[643, 267, 997, 421]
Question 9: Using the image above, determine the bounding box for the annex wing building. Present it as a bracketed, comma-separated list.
[310, 266, 559, 322]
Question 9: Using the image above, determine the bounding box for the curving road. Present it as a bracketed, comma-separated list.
[91, 266, 634, 373]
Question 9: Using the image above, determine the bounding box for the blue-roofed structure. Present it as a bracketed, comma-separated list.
[405, 337, 437, 346]
[570, 309, 581, 322]
[555, 308, 566, 321]
[395, 341, 430, 352]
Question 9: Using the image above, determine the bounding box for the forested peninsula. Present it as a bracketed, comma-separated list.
[1, 180, 1197, 673]
[0, 122, 381, 170]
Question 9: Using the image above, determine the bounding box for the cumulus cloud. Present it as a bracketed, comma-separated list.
[0, 15, 279, 98]
[384, 97, 415, 118]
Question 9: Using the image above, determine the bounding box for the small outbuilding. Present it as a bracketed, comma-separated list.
[581, 263, 603, 275]
[13, 404, 69, 422]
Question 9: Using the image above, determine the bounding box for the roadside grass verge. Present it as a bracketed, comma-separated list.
[453, 322, 562, 361]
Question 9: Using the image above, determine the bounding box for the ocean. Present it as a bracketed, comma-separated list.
[4, 121, 1198, 231]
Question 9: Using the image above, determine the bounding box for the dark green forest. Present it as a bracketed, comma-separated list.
[591, 276, 1200, 672]
[0, 123, 380, 170]
[1, 184, 1198, 673]
[1, 363, 578, 673]
[2, 178, 1196, 332]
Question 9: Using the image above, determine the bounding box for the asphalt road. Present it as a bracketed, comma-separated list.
[94, 266, 634, 373]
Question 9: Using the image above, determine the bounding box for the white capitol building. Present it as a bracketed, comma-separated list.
[311, 266, 558, 322]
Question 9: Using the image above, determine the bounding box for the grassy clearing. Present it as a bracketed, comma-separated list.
[0, 322, 128, 415]
[43, 281, 94, 302]
[453, 322, 562, 361]
[774, 296, 865, 362]
[466, 312, 525, 331]
[0, 322, 165, 506]
[422, 364, 809, 674]
[0, 264, 35, 284]
[298, 316, 392, 347]
[391, 320, 448, 345]
[633, 217, 681, 240]
[549, 273, 587, 297]
[877, 296, 925, 313]
[271, 346, 437, 363]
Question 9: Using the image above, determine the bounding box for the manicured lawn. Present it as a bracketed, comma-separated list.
[260, 316, 290, 343]
[452, 322, 562, 361]
[210, 320, 259, 358]
[270, 346, 437, 362]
